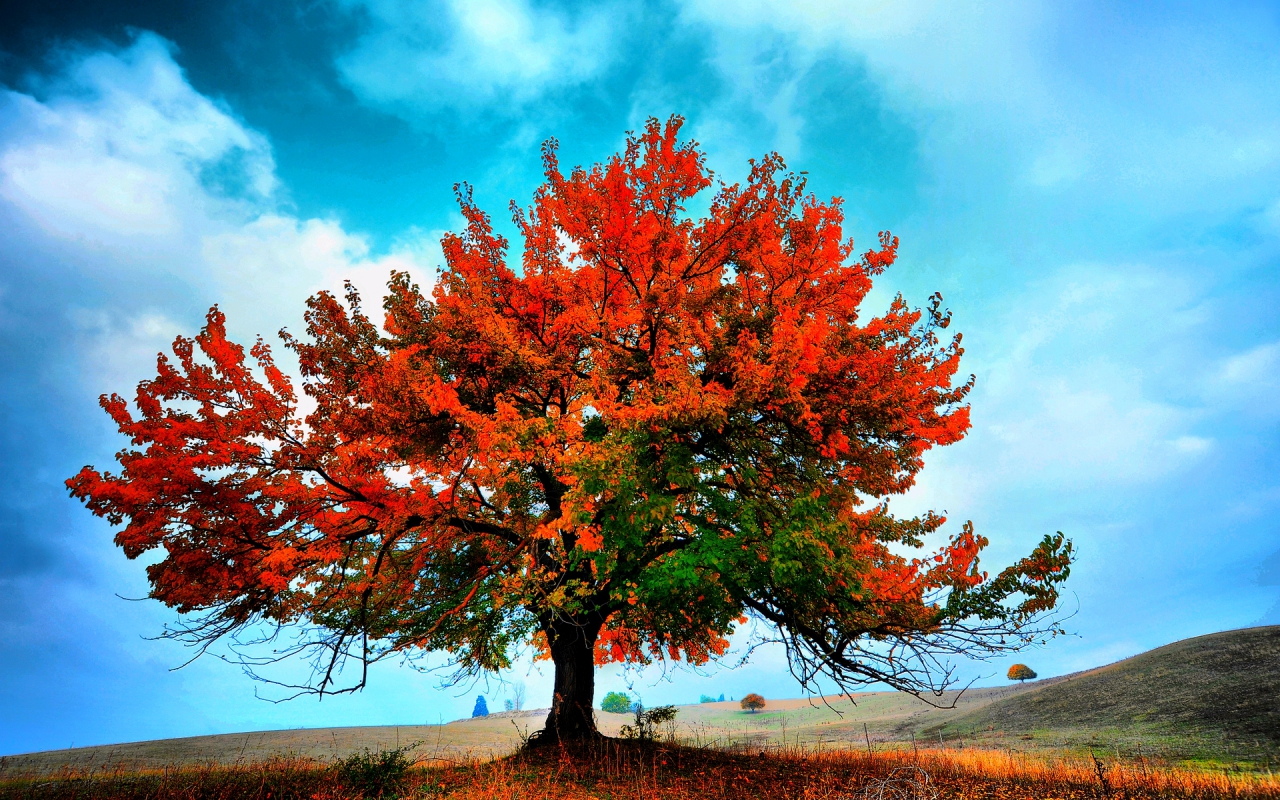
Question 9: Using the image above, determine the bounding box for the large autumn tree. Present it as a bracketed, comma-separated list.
[69, 118, 1072, 742]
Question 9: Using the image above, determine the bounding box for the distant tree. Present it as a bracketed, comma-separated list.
[503, 698, 514, 712]
[511, 680, 526, 712]
[1007, 664, 1037, 683]
[600, 691, 632, 714]
[740, 693, 766, 713]
[718, 694, 725, 702]
[67, 117, 1074, 744]
[472, 695, 489, 717]
[699, 694, 716, 703]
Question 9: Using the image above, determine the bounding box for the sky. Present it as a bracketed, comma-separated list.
[1, 0, 1279, 756]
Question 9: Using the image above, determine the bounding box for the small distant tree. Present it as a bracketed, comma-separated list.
[511, 680, 526, 711]
[600, 691, 632, 714]
[503, 698, 514, 712]
[718, 694, 725, 702]
[1007, 664, 1037, 683]
[472, 695, 489, 717]
[740, 693, 766, 713]
[699, 694, 716, 703]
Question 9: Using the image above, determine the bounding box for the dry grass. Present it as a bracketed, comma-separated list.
[3, 740, 1278, 800]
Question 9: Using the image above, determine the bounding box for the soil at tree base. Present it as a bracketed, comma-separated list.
[931, 625, 1280, 765]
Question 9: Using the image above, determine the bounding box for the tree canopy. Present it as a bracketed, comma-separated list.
[1007, 664, 1038, 682]
[68, 116, 1073, 741]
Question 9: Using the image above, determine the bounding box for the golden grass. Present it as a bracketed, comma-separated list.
[3, 740, 1278, 800]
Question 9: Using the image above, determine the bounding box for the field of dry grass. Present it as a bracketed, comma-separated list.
[3, 740, 1278, 800]
[6, 626, 1277, 796]
[0, 686, 1035, 776]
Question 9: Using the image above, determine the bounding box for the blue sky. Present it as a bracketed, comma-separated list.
[1, 0, 1278, 756]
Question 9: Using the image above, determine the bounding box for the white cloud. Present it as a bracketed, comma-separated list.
[201, 214, 440, 336]
[893, 265, 1215, 522]
[0, 33, 437, 393]
[0, 33, 275, 245]
[1219, 340, 1280, 386]
[679, 0, 1280, 212]
[1206, 340, 1280, 419]
[336, 0, 617, 113]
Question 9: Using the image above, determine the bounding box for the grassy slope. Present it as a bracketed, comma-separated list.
[935, 625, 1280, 764]
[5, 626, 1276, 773]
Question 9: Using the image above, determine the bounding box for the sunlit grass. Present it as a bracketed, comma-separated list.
[4, 739, 1278, 799]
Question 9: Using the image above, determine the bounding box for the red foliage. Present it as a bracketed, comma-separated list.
[68, 117, 1072, 718]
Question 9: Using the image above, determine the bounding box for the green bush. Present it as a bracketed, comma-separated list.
[332, 742, 418, 798]
[601, 690, 632, 714]
[619, 704, 678, 742]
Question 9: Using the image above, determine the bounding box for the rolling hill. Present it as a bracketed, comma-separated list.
[3, 626, 1276, 774]
[933, 625, 1280, 763]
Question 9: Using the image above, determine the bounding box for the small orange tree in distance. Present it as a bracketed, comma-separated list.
[68, 117, 1073, 743]
[740, 693, 766, 713]
[1007, 664, 1037, 682]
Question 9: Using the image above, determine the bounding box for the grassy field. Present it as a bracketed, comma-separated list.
[934, 625, 1280, 765]
[0, 687, 1037, 776]
[3, 741, 1279, 799]
[3, 626, 1276, 781]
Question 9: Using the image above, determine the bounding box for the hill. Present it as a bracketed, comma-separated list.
[935, 625, 1280, 764]
[3, 626, 1276, 774]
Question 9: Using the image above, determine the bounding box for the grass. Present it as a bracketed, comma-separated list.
[933, 626, 1280, 766]
[5, 625, 1277, 794]
[3, 740, 1279, 799]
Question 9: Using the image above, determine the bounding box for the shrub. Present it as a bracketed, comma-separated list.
[472, 695, 489, 717]
[1007, 663, 1038, 682]
[619, 704, 679, 741]
[600, 690, 632, 714]
[740, 693, 766, 712]
[332, 743, 417, 798]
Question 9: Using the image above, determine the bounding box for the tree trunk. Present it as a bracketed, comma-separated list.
[540, 617, 601, 742]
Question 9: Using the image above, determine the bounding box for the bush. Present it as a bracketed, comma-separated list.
[619, 704, 678, 741]
[1007, 663, 1038, 682]
[601, 690, 632, 714]
[332, 743, 418, 798]
[740, 693, 766, 712]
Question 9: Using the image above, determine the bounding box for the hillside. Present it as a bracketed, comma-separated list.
[3, 626, 1276, 774]
[936, 625, 1280, 763]
[0, 687, 1038, 774]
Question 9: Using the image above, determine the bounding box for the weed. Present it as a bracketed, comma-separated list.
[331, 742, 420, 798]
[620, 705, 679, 743]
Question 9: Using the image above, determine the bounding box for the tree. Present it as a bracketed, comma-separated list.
[740, 693, 766, 713]
[511, 680, 526, 712]
[601, 691, 632, 714]
[1007, 663, 1037, 683]
[67, 116, 1073, 744]
[472, 695, 489, 717]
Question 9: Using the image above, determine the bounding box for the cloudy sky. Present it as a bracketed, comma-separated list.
[2, 0, 1278, 755]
